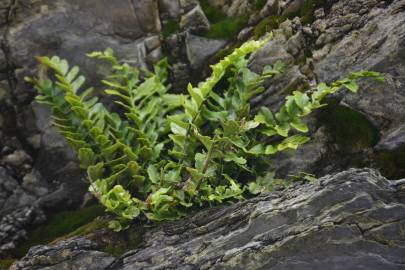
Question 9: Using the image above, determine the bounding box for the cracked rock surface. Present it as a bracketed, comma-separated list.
[10, 168, 405, 270]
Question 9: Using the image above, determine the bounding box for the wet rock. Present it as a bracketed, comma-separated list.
[12, 169, 405, 270]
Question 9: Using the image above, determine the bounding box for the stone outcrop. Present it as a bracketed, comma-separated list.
[0, 0, 162, 257]
[10, 169, 405, 269]
[249, 0, 405, 179]
[10, 237, 115, 270]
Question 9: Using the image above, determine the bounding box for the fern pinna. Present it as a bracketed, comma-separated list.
[27, 34, 384, 230]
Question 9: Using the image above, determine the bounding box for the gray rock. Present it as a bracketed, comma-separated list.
[0, 0, 11, 27]
[180, 4, 210, 31]
[375, 123, 405, 152]
[248, 0, 405, 180]
[10, 237, 115, 270]
[0, 0, 165, 218]
[118, 169, 405, 270]
[12, 169, 405, 269]
[0, 47, 7, 72]
[185, 33, 227, 70]
[0, 167, 19, 210]
[0, 167, 46, 256]
[226, 0, 252, 17]
[7, 0, 159, 104]
[314, 0, 405, 131]
[2, 150, 31, 167]
[286, 31, 305, 57]
[0, 207, 45, 256]
[237, 26, 254, 41]
[252, 65, 309, 111]
[144, 35, 161, 52]
[179, 0, 199, 12]
[159, 0, 180, 19]
[250, 31, 295, 73]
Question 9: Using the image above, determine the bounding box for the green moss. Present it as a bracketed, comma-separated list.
[10, 204, 105, 258]
[63, 217, 108, 239]
[254, 0, 267, 11]
[162, 19, 180, 38]
[375, 149, 405, 180]
[318, 105, 379, 153]
[299, 0, 328, 25]
[101, 229, 142, 257]
[203, 16, 248, 40]
[200, 0, 228, 23]
[254, 15, 286, 39]
[0, 258, 15, 269]
[200, 0, 248, 40]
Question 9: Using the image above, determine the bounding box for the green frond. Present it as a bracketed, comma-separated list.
[27, 32, 385, 230]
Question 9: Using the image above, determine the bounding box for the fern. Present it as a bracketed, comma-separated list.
[27, 34, 384, 230]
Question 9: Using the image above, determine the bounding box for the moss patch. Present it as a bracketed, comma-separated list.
[0, 258, 15, 269]
[375, 149, 405, 180]
[162, 19, 180, 38]
[282, 0, 330, 25]
[203, 16, 248, 40]
[299, 0, 328, 25]
[200, 0, 248, 40]
[200, 0, 228, 23]
[254, 0, 267, 11]
[318, 105, 379, 153]
[254, 15, 286, 39]
[100, 228, 142, 257]
[10, 204, 105, 258]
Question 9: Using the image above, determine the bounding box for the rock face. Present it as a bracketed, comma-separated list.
[249, 0, 405, 179]
[0, 0, 162, 257]
[10, 169, 405, 269]
[1, 0, 405, 265]
[10, 237, 115, 270]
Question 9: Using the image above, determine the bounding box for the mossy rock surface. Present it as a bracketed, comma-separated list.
[319, 104, 379, 153]
[200, 0, 248, 40]
[9, 204, 105, 259]
[162, 19, 180, 37]
[0, 258, 15, 270]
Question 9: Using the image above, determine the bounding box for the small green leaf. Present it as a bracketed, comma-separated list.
[344, 80, 359, 92]
[147, 165, 160, 184]
[224, 152, 247, 165]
